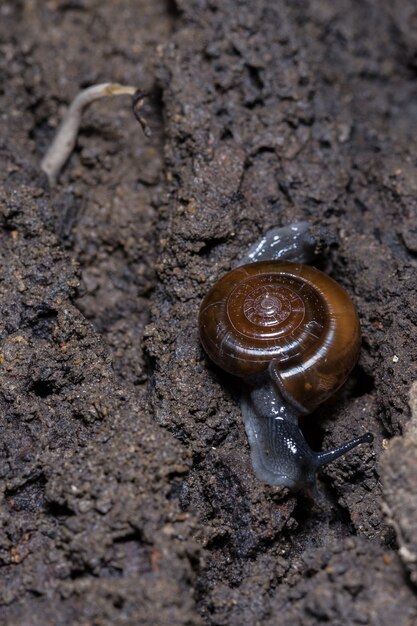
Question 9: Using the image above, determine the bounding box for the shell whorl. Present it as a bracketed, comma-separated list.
[199, 260, 360, 413]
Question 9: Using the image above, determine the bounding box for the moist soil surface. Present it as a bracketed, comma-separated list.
[1, 1, 417, 625]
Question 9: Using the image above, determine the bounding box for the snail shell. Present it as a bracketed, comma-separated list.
[199, 260, 360, 414]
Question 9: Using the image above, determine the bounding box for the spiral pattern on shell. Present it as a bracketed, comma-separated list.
[199, 261, 361, 413]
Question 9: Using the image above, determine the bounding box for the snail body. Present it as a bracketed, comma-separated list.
[199, 223, 373, 491]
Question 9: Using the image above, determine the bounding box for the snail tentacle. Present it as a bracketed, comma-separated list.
[315, 432, 374, 468]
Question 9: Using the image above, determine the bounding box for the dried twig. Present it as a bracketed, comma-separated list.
[40, 83, 138, 187]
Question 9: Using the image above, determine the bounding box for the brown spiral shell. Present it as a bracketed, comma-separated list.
[198, 261, 361, 414]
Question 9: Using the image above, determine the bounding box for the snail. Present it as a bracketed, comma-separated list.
[199, 222, 373, 491]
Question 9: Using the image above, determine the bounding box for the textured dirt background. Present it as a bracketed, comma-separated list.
[0, 0, 416, 624]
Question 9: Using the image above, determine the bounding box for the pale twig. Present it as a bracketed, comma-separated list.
[40, 83, 137, 187]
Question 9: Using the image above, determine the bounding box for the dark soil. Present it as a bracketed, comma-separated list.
[1, 0, 416, 624]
